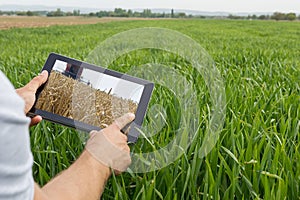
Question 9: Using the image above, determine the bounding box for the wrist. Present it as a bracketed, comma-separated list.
[81, 150, 112, 180]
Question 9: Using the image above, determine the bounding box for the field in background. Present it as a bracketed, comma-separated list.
[0, 16, 164, 29]
[0, 19, 299, 199]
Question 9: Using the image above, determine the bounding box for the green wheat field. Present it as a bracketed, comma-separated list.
[0, 19, 299, 199]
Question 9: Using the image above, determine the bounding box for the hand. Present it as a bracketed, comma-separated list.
[16, 70, 48, 126]
[86, 113, 135, 175]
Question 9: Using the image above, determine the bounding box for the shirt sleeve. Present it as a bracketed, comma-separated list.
[0, 71, 34, 200]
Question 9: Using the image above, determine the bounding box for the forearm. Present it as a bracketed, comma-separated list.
[35, 150, 111, 200]
[33, 114, 134, 200]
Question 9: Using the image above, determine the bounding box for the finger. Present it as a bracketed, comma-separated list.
[113, 113, 135, 130]
[30, 115, 42, 127]
[123, 145, 130, 153]
[89, 130, 98, 138]
[27, 70, 48, 91]
[119, 133, 128, 142]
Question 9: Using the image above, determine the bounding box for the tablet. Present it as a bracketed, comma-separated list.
[29, 53, 154, 143]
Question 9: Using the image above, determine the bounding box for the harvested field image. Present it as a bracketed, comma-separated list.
[36, 70, 138, 128]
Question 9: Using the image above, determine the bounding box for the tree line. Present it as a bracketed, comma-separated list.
[0, 8, 299, 21]
[229, 12, 298, 21]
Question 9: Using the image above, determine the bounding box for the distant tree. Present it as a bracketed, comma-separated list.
[73, 9, 80, 16]
[1, 11, 13, 15]
[133, 11, 141, 17]
[97, 10, 109, 17]
[286, 12, 296, 21]
[65, 12, 72, 16]
[228, 14, 234, 19]
[114, 8, 125, 14]
[56, 8, 64, 16]
[108, 11, 115, 17]
[258, 15, 267, 20]
[157, 13, 166, 18]
[298, 15, 300, 20]
[271, 12, 296, 21]
[178, 12, 186, 18]
[271, 12, 286, 21]
[46, 12, 53, 17]
[171, 9, 174, 18]
[35, 11, 47, 16]
[113, 8, 127, 17]
[228, 14, 245, 19]
[164, 13, 171, 18]
[142, 9, 152, 18]
[247, 14, 257, 20]
[16, 11, 27, 16]
[89, 12, 96, 17]
[26, 11, 34, 16]
[47, 8, 64, 17]
[127, 9, 133, 17]
[55, 8, 64, 16]
[196, 15, 206, 19]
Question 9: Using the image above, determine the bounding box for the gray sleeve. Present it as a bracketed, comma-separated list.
[0, 71, 34, 200]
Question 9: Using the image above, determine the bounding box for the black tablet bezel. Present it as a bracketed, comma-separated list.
[29, 53, 154, 143]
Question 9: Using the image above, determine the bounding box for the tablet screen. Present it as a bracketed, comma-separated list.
[31, 53, 154, 142]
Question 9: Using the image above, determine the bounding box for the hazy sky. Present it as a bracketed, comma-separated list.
[0, 0, 299, 13]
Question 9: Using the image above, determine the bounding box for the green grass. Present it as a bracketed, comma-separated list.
[0, 19, 299, 199]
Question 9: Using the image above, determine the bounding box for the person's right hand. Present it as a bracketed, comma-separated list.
[85, 113, 135, 174]
[16, 70, 49, 126]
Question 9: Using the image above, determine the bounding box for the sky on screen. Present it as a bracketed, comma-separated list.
[0, 0, 299, 12]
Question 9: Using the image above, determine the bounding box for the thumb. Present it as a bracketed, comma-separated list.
[29, 115, 43, 127]
[27, 70, 48, 91]
[113, 113, 135, 130]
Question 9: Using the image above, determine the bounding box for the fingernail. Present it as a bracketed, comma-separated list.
[40, 70, 47, 76]
[89, 130, 98, 138]
[127, 113, 135, 120]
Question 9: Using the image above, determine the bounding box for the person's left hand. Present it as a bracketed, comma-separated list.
[16, 70, 48, 126]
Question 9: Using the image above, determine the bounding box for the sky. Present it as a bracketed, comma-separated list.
[0, 0, 299, 13]
[80, 68, 144, 103]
